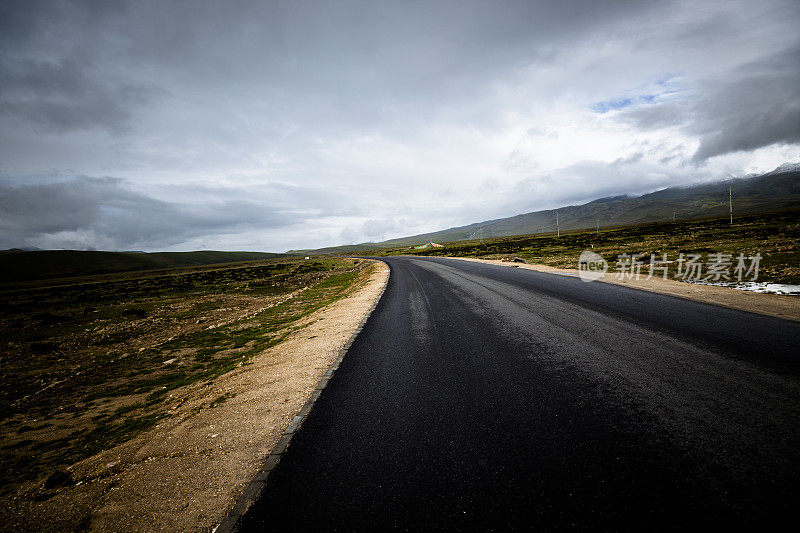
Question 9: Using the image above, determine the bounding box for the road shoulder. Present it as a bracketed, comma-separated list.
[446, 256, 800, 322]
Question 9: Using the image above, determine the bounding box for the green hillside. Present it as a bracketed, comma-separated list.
[381, 209, 800, 285]
[0, 250, 287, 282]
[294, 166, 800, 254]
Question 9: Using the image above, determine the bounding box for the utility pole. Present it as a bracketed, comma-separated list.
[729, 185, 733, 225]
[556, 211, 560, 237]
[596, 218, 599, 237]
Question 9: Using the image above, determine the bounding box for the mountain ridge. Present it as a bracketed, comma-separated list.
[291, 164, 800, 254]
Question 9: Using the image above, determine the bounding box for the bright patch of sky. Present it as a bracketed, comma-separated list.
[591, 98, 634, 113]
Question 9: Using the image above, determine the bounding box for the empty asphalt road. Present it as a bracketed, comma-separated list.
[240, 256, 800, 531]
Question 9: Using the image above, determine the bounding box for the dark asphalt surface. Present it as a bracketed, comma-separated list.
[240, 256, 800, 531]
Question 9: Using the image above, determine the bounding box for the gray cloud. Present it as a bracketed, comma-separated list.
[0, 0, 665, 137]
[489, 157, 705, 218]
[620, 103, 688, 131]
[0, 0, 798, 251]
[0, 1, 154, 133]
[620, 43, 800, 162]
[0, 55, 158, 133]
[690, 45, 800, 160]
[0, 177, 302, 250]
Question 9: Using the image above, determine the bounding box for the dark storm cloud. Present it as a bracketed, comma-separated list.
[621, 43, 800, 162]
[0, 1, 152, 133]
[0, 177, 301, 250]
[0, 0, 661, 135]
[691, 45, 800, 161]
[0, 57, 156, 132]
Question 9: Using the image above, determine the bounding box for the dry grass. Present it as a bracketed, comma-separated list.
[379, 210, 800, 284]
[0, 256, 368, 495]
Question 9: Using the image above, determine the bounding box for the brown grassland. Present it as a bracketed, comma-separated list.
[0, 256, 369, 499]
[376, 209, 800, 285]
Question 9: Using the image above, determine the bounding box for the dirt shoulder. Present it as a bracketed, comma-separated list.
[447, 257, 800, 322]
[1, 260, 389, 532]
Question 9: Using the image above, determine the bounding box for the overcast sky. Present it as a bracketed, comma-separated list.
[1, 0, 799, 252]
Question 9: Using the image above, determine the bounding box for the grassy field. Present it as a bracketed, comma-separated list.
[0, 256, 371, 495]
[374, 209, 800, 285]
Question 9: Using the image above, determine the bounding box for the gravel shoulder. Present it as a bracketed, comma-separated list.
[1, 260, 389, 532]
[448, 257, 800, 322]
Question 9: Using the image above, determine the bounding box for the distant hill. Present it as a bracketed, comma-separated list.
[0, 250, 287, 282]
[293, 164, 800, 254]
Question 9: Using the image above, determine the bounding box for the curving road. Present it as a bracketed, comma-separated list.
[240, 256, 800, 531]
